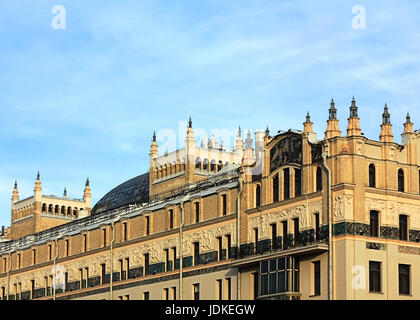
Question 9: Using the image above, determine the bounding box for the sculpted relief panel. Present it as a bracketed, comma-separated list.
[366, 198, 420, 227]
[248, 200, 322, 241]
[334, 195, 353, 222]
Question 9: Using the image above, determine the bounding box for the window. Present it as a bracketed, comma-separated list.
[31, 280, 35, 298]
[85, 268, 89, 286]
[369, 164, 376, 188]
[316, 167, 323, 191]
[143, 292, 150, 300]
[101, 264, 106, 285]
[293, 217, 300, 243]
[217, 237, 223, 261]
[165, 249, 170, 271]
[119, 260, 124, 280]
[83, 234, 87, 252]
[225, 278, 232, 300]
[80, 269, 85, 288]
[283, 168, 290, 200]
[369, 261, 381, 293]
[42, 203, 46, 213]
[216, 279, 222, 300]
[398, 169, 405, 192]
[48, 244, 52, 261]
[221, 194, 227, 216]
[122, 222, 127, 241]
[2, 286, 6, 300]
[125, 295, 130, 300]
[260, 257, 300, 296]
[252, 272, 258, 300]
[193, 242, 200, 266]
[193, 284, 200, 300]
[195, 203, 200, 223]
[145, 216, 150, 235]
[399, 264, 410, 295]
[102, 229, 107, 247]
[163, 288, 169, 300]
[17, 253, 21, 269]
[313, 261, 321, 296]
[254, 228, 259, 253]
[172, 247, 177, 269]
[171, 287, 177, 300]
[271, 223, 277, 249]
[125, 258, 130, 280]
[144, 253, 149, 276]
[314, 213, 320, 240]
[255, 185, 261, 207]
[169, 209, 174, 229]
[65, 239, 69, 257]
[273, 174, 279, 202]
[282, 221, 288, 249]
[226, 234, 232, 259]
[370, 211, 379, 237]
[399, 215, 408, 241]
[32, 249, 36, 265]
[2, 257, 6, 273]
[295, 168, 302, 197]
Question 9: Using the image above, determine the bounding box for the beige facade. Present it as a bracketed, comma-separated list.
[1, 99, 420, 300]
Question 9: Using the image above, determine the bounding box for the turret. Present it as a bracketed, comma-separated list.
[243, 130, 256, 166]
[346, 97, 362, 136]
[185, 117, 196, 183]
[149, 131, 158, 185]
[325, 98, 341, 139]
[403, 113, 414, 134]
[234, 126, 244, 161]
[11, 180, 19, 204]
[379, 103, 394, 143]
[303, 112, 314, 133]
[63, 187, 67, 199]
[34, 171, 42, 202]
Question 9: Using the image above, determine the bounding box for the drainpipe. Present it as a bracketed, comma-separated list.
[110, 215, 121, 300]
[6, 252, 11, 300]
[321, 152, 333, 300]
[179, 194, 190, 300]
[236, 176, 243, 300]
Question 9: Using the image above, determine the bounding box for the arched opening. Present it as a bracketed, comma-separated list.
[48, 204, 53, 213]
[273, 174, 279, 202]
[256, 185, 261, 207]
[42, 203, 47, 213]
[316, 167, 323, 192]
[398, 169, 405, 192]
[195, 157, 202, 170]
[203, 159, 209, 171]
[61, 206, 65, 215]
[369, 164, 376, 188]
[67, 206, 71, 216]
[294, 168, 302, 197]
[218, 161, 223, 172]
[210, 160, 216, 171]
[55, 205, 59, 214]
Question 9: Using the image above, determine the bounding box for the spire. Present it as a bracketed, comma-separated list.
[350, 96, 358, 118]
[379, 103, 394, 142]
[303, 111, 314, 133]
[34, 171, 42, 192]
[37, 171, 40, 181]
[14, 180, 17, 190]
[329, 98, 337, 120]
[84, 177, 91, 199]
[382, 103, 391, 124]
[238, 126, 242, 137]
[85, 177, 89, 187]
[265, 126, 270, 137]
[188, 116, 192, 129]
[12, 180, 19, 203]
[403, 112, 414, 134]
[325, 98, 341, 139]
[152, 131, 156, 142]
[63, 187, 67, 198]
[245, 130, 253, 149]
[346, 97, 362, 136]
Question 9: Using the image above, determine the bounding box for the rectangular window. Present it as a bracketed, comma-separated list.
[314, 213, 320, 240]
[370, 211, 379, 237]
[144, 253, 149, 276]
[217, 237, 223, 261]
[194, 242, 200, 266]
[3, 257, 7, 273]
[195, 203, 200, 223]
[172, 247, 177, 269]
[101, 263, 106, 285]
[103, 229, 107, 247]
[313, 261, 321, 296]
[65, 239, 69, 257]
[32, 249, 36, 265]
[83, 234, 87, 252]
[119, 259, 124, 281]
[31, 280, 35, 298]
[295, 168, 302, 197]
[143, 292, 150, 300]
[163, 288, 169, 300]
[283, 168, 290, 199]
[80, 269, 84, 288]
[254, 228, 259, 253]
[226, 234, 232, 259]
[1, 286, 5, 300]
[226, 278, 232, 300]
[271, 223, 277, 249]
[369, 261, 381, 293]
[125, 258, 130, 279]
[273, 174, 279, 202]
[145, 216, 150, 235]
[222, 195, 227, 216]
[216, 279, 222, 300]
[293, 217, 299, 244]
[282, 221, 288, 249]
[122, 222, 127, 241]
[252, 272, 258, 299]
[169, 210, 174, 229]
[164, 249, 170, 271]
[399, 264, 410, 295]
[172, 287, 177, 300]
[399, 215, 408, 241]
[193, 283, 200, 300]
[85, 268, 89, 285]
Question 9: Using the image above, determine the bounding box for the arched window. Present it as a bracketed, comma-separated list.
[369, 210, 379, 237]
[195, 157, 201, 170]
[369, 164, 376, 188]
[48, 204, 53, 213]
[398, 169, 405, 192]
[67, 207, 71, 216]
[316, 167, 323, 192]
[283, 168, 290, 200]
[203, 159, 209, 171]
[55, 205, 59, 214]
[256, 185, 261, 207]
[61, 206, 65, 215]
[273, 174, 279, 202]
[73, 208, 78, 216]
[295, 168, 302, 197]
[210, 160, 216, 171]
[42, 203, 47, 213]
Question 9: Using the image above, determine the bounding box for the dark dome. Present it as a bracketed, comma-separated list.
[92, 172, 149, 215]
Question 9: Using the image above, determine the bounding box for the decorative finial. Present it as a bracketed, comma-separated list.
[382, 102, 391, 124]
[85, 177, 90, 187]
[406, 112, 412, 124]
[36, 171, 40, 180]
[329, 98, 337, 120]
[350, 97, 358, 118]
[245, 130, 253, 149]
[63, 187, 67, 197]
[306, 112, 311, 122]
[265, 126, 270, 137]
[152, 131, 156, 142]
[238, 126, 242, 137]
[188, 116, 192, 129]
[14, 180, 17, 189]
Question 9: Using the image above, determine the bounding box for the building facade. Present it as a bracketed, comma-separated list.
[1, 99, 420, 300]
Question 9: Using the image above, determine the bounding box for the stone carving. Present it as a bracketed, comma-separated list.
[334, 195, 353, 221]
[365, 198, 420, 227]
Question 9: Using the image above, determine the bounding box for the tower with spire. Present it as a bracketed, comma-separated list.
[325, 99, 341, 139]
[346, 97, 362, 137]
[379, 103, 394, 143]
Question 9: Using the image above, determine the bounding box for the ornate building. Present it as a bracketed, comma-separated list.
[1, 99, 420, 300]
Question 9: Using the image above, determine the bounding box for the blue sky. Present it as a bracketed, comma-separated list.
[0, 0, 419, 228]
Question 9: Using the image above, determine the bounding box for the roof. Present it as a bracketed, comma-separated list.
[91, 172, 149, 215]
